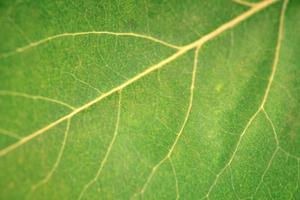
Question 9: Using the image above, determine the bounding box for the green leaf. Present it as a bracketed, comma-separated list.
[0, 0, 299, 199]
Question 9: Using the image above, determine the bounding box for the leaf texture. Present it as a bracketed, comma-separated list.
[0, 0, 300, 199]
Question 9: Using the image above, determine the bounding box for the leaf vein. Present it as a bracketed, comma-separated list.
[77, 91, 122, 200]
[29, 119, 71, 195]
[0, 90, 75, 110]
[0, 31, 181, 59]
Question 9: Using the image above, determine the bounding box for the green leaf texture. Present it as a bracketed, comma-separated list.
[0, 0, 299, 199]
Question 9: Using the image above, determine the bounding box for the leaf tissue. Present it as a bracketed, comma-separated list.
[0, 0, 299, 199]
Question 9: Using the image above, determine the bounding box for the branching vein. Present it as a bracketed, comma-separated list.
[0, 31, 181, 59]
[30, 119, 71, 194]
[262, 109, 279, 145]
[65, 72, 102, 94]
[252, 147, 279, 197]
[77, 91, 122, 200]
[201, 0, 288, 198]
[0, 128, 21, 140]
[169, 158, 180, 200]
[0, 90, 75, 110]
[132, 45, 200, 198]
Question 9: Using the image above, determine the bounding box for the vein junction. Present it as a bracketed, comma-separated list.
[0, 0, 279, 160]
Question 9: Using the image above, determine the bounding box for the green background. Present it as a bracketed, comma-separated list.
[0, 0, 299, 199]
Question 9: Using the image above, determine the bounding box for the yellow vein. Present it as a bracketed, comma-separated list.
[30, 119, 71, 193]
[0, 31, 181, 59]
[229, 166, 240, 200]
[77, 91, 122, 200]
[65, 72, 102, 94]
[0, 128, 21, 140]
[262, 108, 279, 145]
[201, 109, 261, 200]
[233, 0, 257, 7]
[169, 158, 180, 200]
[132, 45, 200, 198]
[260, 0, 288, 108]
[0, 0, 278, 157]
[253, 147, 279, 197]
[0, 90, 75, 110]
[279, 147, 300, 160]
[202, 0, 288, 198]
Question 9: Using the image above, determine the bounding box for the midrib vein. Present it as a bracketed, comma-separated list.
[0, 0, 278, 157]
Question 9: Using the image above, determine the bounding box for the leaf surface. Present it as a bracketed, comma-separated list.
[0, 0, 300, 199]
